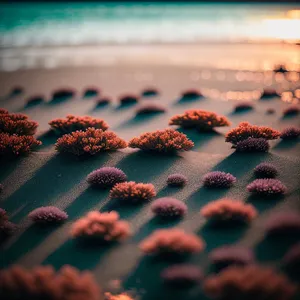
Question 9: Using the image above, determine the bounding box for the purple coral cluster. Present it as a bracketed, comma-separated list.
[280, 127, 300, 140]
[234, 102, 254, 112]
[203, 171, 236, 188]
[28, 206, 68, 224]
[167, 173, 187, 187]
[265, 212, 300, 235]
[247, 179, 286, 196]
[254, 163, 278, 178]
[161, 264, 203, 286]
[87, 167, 127, 188]
[151, 197, 187, 218]
[235, 137, 270, 152]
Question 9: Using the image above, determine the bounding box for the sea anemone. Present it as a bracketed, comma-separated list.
[283, 243, 300, 267]
[161, 265, 203, 286]
[83, 87, 99, 97]
[167, 173, 188, 187]
[55, 128, 127, 156]
[128, 129, 194, 153]
[26, 95, 44, 106]
[247, 179, 287, 196]
[96, 97, 111, 106]
[203, 265, 296, 300]
[28, 206, 68, 224]
[283, 105, 300, 116]
[261, 88, 277, 98]
[169, 110, 230, 131]
[235, 137, 270, 152]
[49, 115, 109, 135]
[151, 197, 187, 218]
[109, 181, 156, 204]
[0, 132, 41, 157]
[71, 211, 131, 242]
[135, 104, 166, 115]
[200, 198, 257, 223]
[52, 88, 75, 100]
[141, 87, 159, 97]
[119, 94, 139, 105]
[140, 228, 205, 255]
[265, 212, 300, 235]
[266, 108, 275, 114]
[87, 167, 127, 188]
[202, 171, 236, 188]
[254, 163, 278, 178]
[0, 108, 9, 114]
[233, 102, 254, 112]
[181, 89, 202, 98]
[0, 265, 102, 300]
[280, 127, 300, 140]
[209, 245, 255, 268]
[0, 112, 38, 135]
[225, 122, 280, 146]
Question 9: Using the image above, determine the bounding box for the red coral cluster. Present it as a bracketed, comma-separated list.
[129, 129, 194, 153]
[0, 111, 38, 135]
[200, 198, 257, 223]
[169, 110, 230, 131]
[55, 128, 127, 156]
[225, 122, 280, 145]
[71, 211, 131, 242]
[140, 228, 205, 255]
[0, 108, 9, 114]
[110, 181, 156, 203]
[0, 265, 102, 300]
[49, 115, 109, 135]
[203, 265, 297, 300]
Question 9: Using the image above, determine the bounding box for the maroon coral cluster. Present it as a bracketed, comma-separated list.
[280, 127, 300, 140]
[151, 197, 187, 218]
[129, 129, 194, 153]
[0, 265, 102, 300]
[28, 206, 68, 224]
[235, 137, 270, 152]
[202, 171, 236, 188]
[169, 109, 230, 131]
[167, 173, 188, 187]
[71, 211, 131, 242]
[49, 115, 109, 135]
[55, 128, 127, 156]
[247, 178, 287, 196]
[203, 265, 296, 300]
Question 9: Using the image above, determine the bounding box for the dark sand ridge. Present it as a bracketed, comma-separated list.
[0, 65, 299, 299]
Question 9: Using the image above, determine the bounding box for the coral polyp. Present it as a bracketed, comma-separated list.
[28, 206, 68, 224]
[167, 173, 188, 187]
[0, 132, 41, 157]
[128, 129, 194, 153]
[247, 178, 286, 196]
[203, 265, 296, 300]
[140, 228, 205, 256]
[225, 122, 280, 145]
[55, 128, 127, 156]
[151, 197, 187, 218]
[169, 109, 230, 131]
[0, 265, 102, 300]
[110, 181, 156, 203]
[280, 127, 300, 139]
[202, 171, 236, 188]
[87, 167, 127, 188]
[265, 212, 300, 235]
[71, 211, 131, 242]
[235, 137, 270, 152]
[49, 115, 109, 135]
[254, 163, 278, 178]
[200, 198, 257, 223]
[135, 104, 166, 115]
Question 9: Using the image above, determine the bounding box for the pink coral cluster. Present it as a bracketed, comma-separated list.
[55, 128, 127, 156]
[140, 228, 205, 255]
[202, 171, 236, 188]
[169, 109, 230, 131]
[49, 115, 109, 135]
[200, 198, 257, 223]
[167, 173, 188, 187]
[247, 179, 287, 196]
[203, 265, 296, 300]
[0, 265, 102, 300]
[71, 211, 131, 242]
[151, 197, 187, 218]
[28, 206, 68, 224]
[254, 163, 278, 178]
[129, 129, 194, 153]
[110, 181, 156, 203]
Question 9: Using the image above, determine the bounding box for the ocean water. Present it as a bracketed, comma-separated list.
[0, 2, 299, 47]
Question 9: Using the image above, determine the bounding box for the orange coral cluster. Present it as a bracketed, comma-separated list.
[169, 110, 230, 131]
[200, 198, 257, 223]
[140, 228, 205, 255]
[0, 111, 38, 135]
[0, 132, 41, 157]
[129, 129, 194, 152]
[0, 265, 102, 300]
[49, 115, 109, 135]
[110, 181, 156, 203]
[203, 265, 297, 300]
[55, 128, 127, 156]
[71, 211, 131, 242]
[225, 122, 280, 145]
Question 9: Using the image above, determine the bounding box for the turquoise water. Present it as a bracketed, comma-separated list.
[0, 2, 299, 47]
